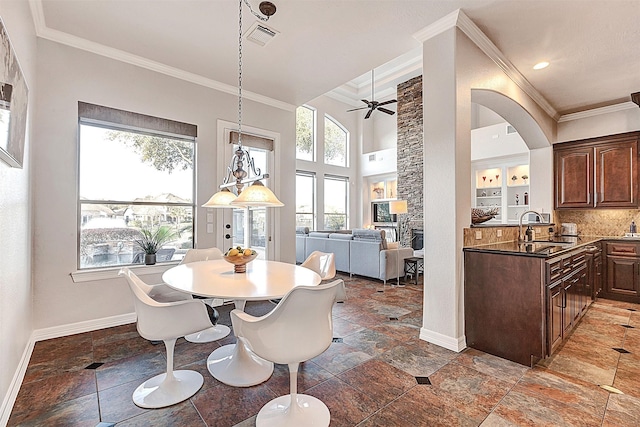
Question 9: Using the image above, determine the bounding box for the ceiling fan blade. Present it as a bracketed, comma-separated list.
[377, 99, 398, 106]
[364, 109, 373, 119]
[378, 107, 396, 115]
[346, 106, 370, 112]
[361, 99, 372, 105]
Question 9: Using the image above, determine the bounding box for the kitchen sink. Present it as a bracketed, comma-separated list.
[530, 241, 573, 247]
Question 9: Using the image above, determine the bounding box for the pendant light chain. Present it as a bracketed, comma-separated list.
[238, 0, 243, 147]
[202, 1, 282, 207]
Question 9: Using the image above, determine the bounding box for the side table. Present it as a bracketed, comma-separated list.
[404, 256, 423, 285]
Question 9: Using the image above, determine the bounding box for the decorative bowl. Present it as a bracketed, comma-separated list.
[471, 207, 499, 224]
[223, 253, 258, 273]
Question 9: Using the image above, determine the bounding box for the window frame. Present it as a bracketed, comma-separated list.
[296, 170, 316, 230]
[323, 114, 349, 167]
[323, 174, 349, 230]
[76, 104, 197, 271]
[296, 105, 316, 162]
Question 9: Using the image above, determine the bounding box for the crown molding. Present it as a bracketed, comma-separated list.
[558, 102, 638, 123]
[28, 0, 295, 112]
[412, 9, 461, 42]
[413, 9, 559, 121]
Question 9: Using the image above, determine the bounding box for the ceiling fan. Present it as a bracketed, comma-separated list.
[347, 69, 397, 119]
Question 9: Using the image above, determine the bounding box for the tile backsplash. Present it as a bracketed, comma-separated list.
[463, 225, 551, 246]
[555, 209, 640, 237]
[463, 209, 640, 247]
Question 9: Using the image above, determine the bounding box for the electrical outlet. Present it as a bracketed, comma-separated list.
[475, 230, 482, 240]
[207, 213, 214, 223]
[497, 229, 502, 237]
[206, 224, 213, 233]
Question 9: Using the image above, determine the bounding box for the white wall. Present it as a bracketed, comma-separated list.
[471, 122, 528, 161]
[32, 39, 295, 330]
[557, 107, 640, 142]
[361, 98, 397, 154]
[0, 0, 36, 421]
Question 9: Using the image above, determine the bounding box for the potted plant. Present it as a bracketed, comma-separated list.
[134, 225, 178, 265]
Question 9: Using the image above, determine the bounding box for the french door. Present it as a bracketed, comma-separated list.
[217, 122, 277, 260]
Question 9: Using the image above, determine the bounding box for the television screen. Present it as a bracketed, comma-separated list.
[372, 202, 396, 223]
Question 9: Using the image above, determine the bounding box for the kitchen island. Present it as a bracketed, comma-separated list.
[463, 237, 601, 366]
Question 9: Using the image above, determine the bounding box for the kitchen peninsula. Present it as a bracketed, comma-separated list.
[463, 237, 602, 366]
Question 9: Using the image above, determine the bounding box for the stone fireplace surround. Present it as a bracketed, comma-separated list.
[396, 75, 424, 247]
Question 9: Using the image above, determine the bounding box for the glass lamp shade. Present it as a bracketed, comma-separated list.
[202, 188, 238, 208]
[230, 180, 284, 207]
[389, 200, 408, 215]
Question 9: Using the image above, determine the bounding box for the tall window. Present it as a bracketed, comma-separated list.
[324, 115, 348, 167]
[324, 175, 348, 230]
[296, 106, 315, 161]
[78, 103, 196, 269]
[296, 171, 315, 229]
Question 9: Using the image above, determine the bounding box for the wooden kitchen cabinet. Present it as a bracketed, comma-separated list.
[554, 146, 593, 208]
[545, 250, 588, 355]
[464, 245, 593, 366]
[554, 132, 639, 209]
[548, 280, 563, 355]
[603, 241, 640, 303]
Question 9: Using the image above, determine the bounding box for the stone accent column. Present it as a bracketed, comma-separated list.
[397, 76, 424, 245]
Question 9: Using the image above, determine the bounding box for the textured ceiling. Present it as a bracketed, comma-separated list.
[36, 0, 640, 115]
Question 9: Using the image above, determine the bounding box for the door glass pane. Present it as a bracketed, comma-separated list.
[229, 146, 267, 260]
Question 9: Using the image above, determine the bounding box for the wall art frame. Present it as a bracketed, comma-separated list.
[0, 16, 28, 168]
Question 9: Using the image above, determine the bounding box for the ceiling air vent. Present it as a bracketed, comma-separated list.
[506, 125, 518, 135]
[246, 22, 278, 47]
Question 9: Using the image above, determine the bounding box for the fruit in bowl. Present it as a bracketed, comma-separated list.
[223, 246, 258, 273]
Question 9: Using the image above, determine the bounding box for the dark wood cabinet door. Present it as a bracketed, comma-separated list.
[548, 281, 564, 355]
[606, 256, 639, 296]
[555, 147, 593, 209]
[577, 267, 588, 315]
[562, 278, 574, 335]
[596, 140, 638, 208]
[568, 273, 581, 323]
[594, 255, 603, 297]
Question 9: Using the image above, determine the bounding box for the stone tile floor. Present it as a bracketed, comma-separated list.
[7, 273, 640, 426]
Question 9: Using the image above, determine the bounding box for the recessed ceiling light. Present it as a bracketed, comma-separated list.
[533, 61, 550, 70]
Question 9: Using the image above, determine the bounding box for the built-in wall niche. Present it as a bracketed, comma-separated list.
[370, 177, 397, 200]
[506, 164, 530, 223]
[472, 154, 530, 225]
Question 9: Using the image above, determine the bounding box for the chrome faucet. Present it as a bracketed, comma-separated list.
[518, 210, 544, 243]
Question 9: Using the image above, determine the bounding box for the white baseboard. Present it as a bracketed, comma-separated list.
[1, 312, 138, 426]
[31, 312, 137, 342]
[0, 338, 34, 427]
[419, 327, 467, 352]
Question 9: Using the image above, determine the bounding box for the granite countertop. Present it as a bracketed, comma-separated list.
[463, 236, 602, 258]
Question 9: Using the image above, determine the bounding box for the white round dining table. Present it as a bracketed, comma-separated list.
[162, 258, 321, 387]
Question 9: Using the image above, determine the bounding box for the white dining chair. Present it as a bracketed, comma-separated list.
[179, 247, 232, 343]
[119, 268, 212, 408]
[231, 279, 344, 427]
[301, 250, 337, 281]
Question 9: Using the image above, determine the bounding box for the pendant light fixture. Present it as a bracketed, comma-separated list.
[202, 0, 283, 209]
